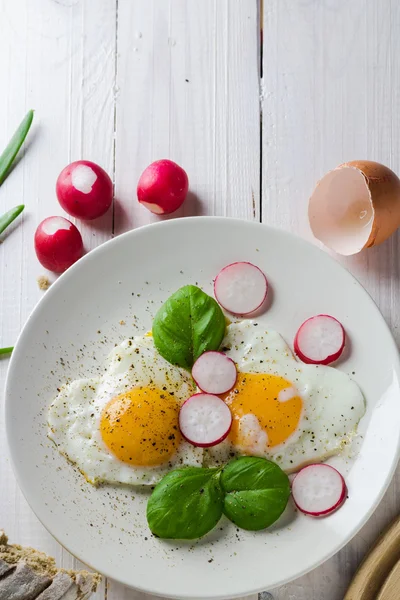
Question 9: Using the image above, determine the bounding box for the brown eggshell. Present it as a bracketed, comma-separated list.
[309, 160, 400, 255]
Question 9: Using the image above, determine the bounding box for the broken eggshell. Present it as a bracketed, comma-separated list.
[308, 160, 400, 255]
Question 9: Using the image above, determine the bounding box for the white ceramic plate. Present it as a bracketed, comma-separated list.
[6, 217, 400, 599]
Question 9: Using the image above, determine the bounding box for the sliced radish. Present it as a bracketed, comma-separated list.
[179, 393, 232, 448]
[214, 262, 268, 315]
[56, 160, 113, 220]
[291, 464, 347, 517]
[192, 352, 237, 395]
[34, 216, 84, 273]
[294, 314, 345, 365]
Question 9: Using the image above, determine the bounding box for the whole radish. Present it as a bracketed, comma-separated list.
[56, 160, 113, 220]
[137, 159, 189, 215]
[34, 216, 83, 273]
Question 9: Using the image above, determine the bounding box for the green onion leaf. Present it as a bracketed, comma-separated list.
[0, 110, 34, 186]
[0, 205, 24, 235]
[0, 347, 13, 355]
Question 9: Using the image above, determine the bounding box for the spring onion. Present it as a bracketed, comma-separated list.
[0, 109, 34, 186]
[0, 347, 13, 355]
[0, 204, 24, 235]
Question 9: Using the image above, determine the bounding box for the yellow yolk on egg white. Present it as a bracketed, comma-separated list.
[223, 373, 303, 449]
[101, 387, 181, 467]
[205, 321, 366, 472]
[48, 335, 203, 486]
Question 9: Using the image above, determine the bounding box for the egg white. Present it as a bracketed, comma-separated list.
[48, 336, 202, 486]
[206, 321, 365, 472]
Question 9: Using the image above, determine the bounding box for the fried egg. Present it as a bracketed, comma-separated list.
[206, 321, 365, 472]
[48, 335, 201, 485]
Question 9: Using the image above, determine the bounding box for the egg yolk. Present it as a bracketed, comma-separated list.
[222, 373, 303, 449]
[100, 387, 181, 467]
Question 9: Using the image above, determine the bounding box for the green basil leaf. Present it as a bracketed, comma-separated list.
[223, 489, 289, 531]
[221, 457, 290, 530]
[152, 285, 226, 369]
[147, 467, 224, 539]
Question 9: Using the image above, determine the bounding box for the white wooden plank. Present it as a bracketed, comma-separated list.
[262, 1, 400, 599]
[0, 0, 116, 597]
[110, 0, 260, 598]
[114, 0, 260, 236]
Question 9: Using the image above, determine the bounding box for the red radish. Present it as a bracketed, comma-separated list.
[291, 464, 347, 517]
[137, 159, 189, 215]
[192, 352, 237, 395]
[34, 216, 83, 273]
[56, 160, 113, 220]
[214, 262, 268, 315]
[179, 393, 232, 448]
[294, 315, 345, 365]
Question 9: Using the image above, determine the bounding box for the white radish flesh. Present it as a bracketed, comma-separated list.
[294, 315, 345, 365]
[292, 464, 347, 516]
[179, 393, 232, 448]
[214, 262, 268, 315]
[192, 352, 237, 394]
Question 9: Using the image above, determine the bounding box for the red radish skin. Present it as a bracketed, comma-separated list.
[34, 216, 84, 273]
[137, 159, 189, 215]
[179, 393, 232, 448]
[56, 160, 113, 220]
[192, 352, 237, 395]
[214, 262, 268, 315]
[294, 315, 345, 365]
[291, 464, 347, 517]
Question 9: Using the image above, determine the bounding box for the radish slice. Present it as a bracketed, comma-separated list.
[294, 315, 345, 365]
[292, 464, 347, 517]
[214, 262, 268, 315]
[192, 352, 237, 394]
[179, 393, 232, 448]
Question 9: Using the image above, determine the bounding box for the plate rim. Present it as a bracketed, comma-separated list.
[5, 216, 400, 598]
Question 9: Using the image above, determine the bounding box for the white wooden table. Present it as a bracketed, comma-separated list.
[1, 1, 399, 598]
